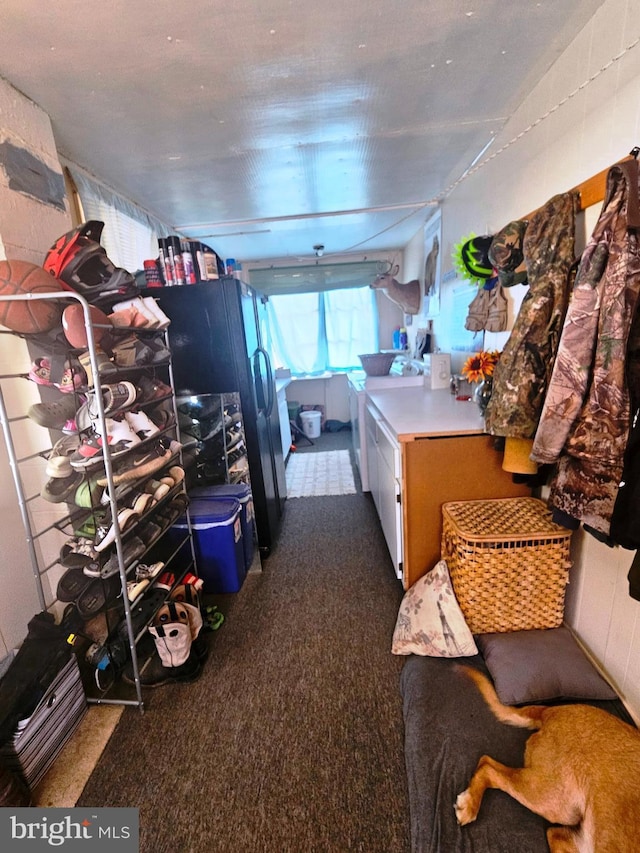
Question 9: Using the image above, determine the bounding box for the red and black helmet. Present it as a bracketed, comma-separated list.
[44, 221, 138, 308]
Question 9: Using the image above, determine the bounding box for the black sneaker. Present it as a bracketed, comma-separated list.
[86, 381, 137, 418]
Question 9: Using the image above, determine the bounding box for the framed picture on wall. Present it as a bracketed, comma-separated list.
[423, 209, 442, 317]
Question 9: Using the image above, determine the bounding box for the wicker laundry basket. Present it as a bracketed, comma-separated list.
[441, 497, 572, 634]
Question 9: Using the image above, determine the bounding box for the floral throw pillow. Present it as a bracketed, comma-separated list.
[392, 559, 478, 657]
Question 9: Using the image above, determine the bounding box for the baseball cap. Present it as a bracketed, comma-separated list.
[489, 220, 529, 287]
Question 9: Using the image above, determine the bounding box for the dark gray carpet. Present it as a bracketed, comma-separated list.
[78, 430, 410, 852]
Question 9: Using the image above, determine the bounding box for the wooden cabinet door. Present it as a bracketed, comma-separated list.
[401, 434, 530, 589]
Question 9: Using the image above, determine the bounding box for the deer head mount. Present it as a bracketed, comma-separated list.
[371, 263, 421, 315]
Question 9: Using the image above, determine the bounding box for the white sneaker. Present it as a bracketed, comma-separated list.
[125, 409, 161, 440]
[70, 423, 139, 469]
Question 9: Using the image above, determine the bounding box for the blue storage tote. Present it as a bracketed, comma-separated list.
[190, 483, 255, 570]
[173, 498, 246, 593]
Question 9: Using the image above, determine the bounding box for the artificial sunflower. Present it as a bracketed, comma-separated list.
[461, 350, 500, 383]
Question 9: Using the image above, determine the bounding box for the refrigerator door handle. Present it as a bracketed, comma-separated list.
[257, 346, 275, 417]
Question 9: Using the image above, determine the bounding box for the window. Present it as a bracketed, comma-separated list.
[65, 165, 170, 272]
[266, 286, 378, 375]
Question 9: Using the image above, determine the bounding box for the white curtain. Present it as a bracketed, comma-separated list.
[66, 165, 170, 272]
[266, 286, 378, 375]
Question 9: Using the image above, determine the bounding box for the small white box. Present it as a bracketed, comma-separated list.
[423, 353, 451, 390]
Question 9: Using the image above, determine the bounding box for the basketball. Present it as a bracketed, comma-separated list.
[62, 303, 113, 348]
[0, 260, 65, 334]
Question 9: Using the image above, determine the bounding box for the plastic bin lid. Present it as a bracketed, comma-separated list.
[188, 497, 241, 522]
[190, 484, 251, 501]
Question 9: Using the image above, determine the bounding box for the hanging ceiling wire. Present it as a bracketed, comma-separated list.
[340, 33, 640, 253]
[435, 33, 640, 202]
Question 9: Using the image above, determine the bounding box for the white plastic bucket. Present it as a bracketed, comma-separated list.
[300, 410, 321, 438]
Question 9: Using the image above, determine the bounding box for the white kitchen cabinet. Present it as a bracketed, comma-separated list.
[365, 387, 531, 589]
[365, 402, 403, 580]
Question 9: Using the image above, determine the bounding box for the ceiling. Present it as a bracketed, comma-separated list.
[0, 0, 604, 266]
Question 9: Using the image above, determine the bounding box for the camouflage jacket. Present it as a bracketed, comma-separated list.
[531, 159, 640, 535]
[484, 192, 578, 437]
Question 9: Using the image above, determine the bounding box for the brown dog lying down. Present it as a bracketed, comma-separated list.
[454, 666, 640, 852]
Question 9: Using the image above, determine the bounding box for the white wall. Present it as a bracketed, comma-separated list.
[402, 0, 640, 717]
[0, 76, 72, 654]
[285, 374, 351, 424]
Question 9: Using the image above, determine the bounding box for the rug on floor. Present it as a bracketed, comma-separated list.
[286, 449, 356, 497]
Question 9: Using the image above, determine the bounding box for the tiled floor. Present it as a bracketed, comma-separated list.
[33, 704, 122, 807]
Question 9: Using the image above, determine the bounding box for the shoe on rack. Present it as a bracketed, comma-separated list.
[135, 561, 165, 582]
[76, 574, 122, 620]
[40, 471, 83, 504]
[89, 535, 146, 578]
[124, 409, 160, 441]
[111, 335, 153, 368]
[70, 417, 142, 469]
[57, 567, 93, 603]
[62, 418, 79, 435]
[156, 572, 176, 592]
[45, 434, 81, 478]
[168, 465, 185, 484]
[146, 403, 174, 432]
[27, 395, 79, 431]
[118, 588, 168, 641]
[136, 521, 163, 547]
[127, 578, 150, 602]
[59, 536, 99, 568]
[44, 454, 73, 479]
[153, 494, 189, 528]
[28, 357, 84, 394]
[94, 507, 140, 553]
[142, 336, 171, 364]
[73, 509, 109, 540]
[176, 572, 204, 593]
[135, 375, 173, 404]
[122, 490, 156, 515]
[77, 346, 118, 386]
[87, 381, 137, 418]
[73, 475, 106, 509]
[142, 478, 172, 501]
[153, 466, 185, 492]
[96, 441, 173, 485]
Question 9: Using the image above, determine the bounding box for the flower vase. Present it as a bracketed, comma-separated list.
[473, 378, 493, 416]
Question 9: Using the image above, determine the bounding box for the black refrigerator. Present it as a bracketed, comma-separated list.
[150, 278, 286, 556]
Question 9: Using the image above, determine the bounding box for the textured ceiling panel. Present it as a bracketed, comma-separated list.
[0, 0, 605, 262]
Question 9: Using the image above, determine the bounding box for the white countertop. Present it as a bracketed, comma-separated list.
[365, 386, 486, 441]
[348, 372, 425, 393]
[275, 377, 292, 394]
